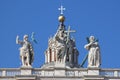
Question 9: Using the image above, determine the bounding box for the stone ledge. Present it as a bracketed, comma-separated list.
[15, 75, 36, 80]
[87, 67, 101, 70]
[84, 75, 105, 80]
[20, 66, 33, 70]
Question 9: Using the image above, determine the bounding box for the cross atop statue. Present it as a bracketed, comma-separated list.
[58, 5, 66, 15]
[65, 26, 76, 44]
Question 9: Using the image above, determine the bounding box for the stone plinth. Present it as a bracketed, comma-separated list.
[54, 62, 66, 76]
[20, 67, 32, 75]
[55, 62, 65, 68]
[54, 68, 66, 76]
[88, 67, 100, 75]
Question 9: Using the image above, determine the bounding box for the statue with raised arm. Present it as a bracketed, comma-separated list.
[16, 35, 34, 67]
[84, 36, 101, 68]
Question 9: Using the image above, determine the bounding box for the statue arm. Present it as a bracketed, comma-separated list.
[94, 42, 99, 45]
[84, 42, 93, 50]
[16, 35, 23, 45]
[84, 44, 89, 50]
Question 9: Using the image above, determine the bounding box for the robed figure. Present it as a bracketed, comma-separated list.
[55, 27, 67, 62]
[84, 36, 101, 68]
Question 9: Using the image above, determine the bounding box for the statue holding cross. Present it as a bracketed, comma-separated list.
[54, 25, 76, 63]
[63, 26, 79, 67]
[65, 26, 76, 44]
[84, 36, 101, 68]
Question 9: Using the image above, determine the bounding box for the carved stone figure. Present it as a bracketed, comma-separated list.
[66, 39, 79, 67]
[43, 11, 79, 68]
[16, 35, 34, 67]
[84, 36, 101, 68]
[55, 29, 67, 62]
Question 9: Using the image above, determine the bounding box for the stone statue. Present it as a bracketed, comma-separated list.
[16, 35, 34, 67]
[55, 29, 66, 62]
[84, 36, 101, 68]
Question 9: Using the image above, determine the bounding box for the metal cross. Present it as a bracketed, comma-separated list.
[58, 5, 66, 15]
[65, 26, 76, 43]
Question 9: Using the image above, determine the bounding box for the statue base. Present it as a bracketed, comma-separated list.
[20, 66, 33, 75]
[55, 62, 66, 68]
[88, 67, 100, 75]
[20, 65, 32, 68]
[41, 61, 72, 69]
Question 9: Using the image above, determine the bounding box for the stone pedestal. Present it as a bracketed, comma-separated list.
[88, 67, 100, 75]
[85, 67, 104, 80]
[20, 67, 32, 75]
[54, 68, 66, 76]
[55, 62, 65, 68]
[15, 67, 36, 80]
[54, 62, 66, 76]
[114, 70, 118, 77]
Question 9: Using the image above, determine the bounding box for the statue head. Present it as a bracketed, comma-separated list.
[89, 36, 95, 42]
[23, 35, 28, 41]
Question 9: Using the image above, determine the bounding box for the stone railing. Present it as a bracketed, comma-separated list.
[100, 69, 120, 77]
[0, 68, 120, 77]
[66, 68, 88, 77]
[0, 68, 21, 76]
[32, 68, 55, 76]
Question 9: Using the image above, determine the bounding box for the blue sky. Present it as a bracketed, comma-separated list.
[0, 0, 120, 68]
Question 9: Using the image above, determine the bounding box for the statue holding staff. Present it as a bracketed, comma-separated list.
[84, 36, 101, 68]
